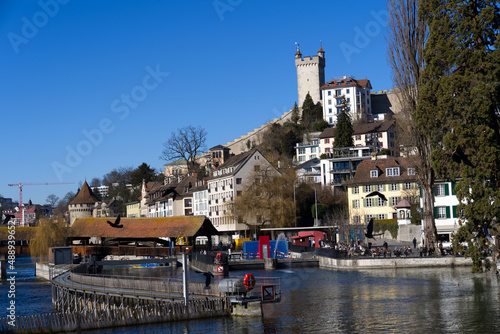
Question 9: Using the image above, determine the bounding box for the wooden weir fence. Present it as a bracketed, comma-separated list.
[0, 298, 230, 333]
[0, 262, 231, 334]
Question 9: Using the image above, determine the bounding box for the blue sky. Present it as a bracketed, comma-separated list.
[1, 0, 392, 205]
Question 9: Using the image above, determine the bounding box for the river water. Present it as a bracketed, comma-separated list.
[2, 256, 500, 333]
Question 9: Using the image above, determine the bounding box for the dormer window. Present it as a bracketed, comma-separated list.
[386, 167, 400, 177]
[370, 170, 378, 178]
[408, 168, 416, 176]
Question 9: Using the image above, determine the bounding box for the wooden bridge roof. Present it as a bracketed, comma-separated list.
[0, 227, 36, 241]
[69, 216, 219, 239]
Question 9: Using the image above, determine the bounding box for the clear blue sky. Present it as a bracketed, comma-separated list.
[1, 0, 392, 205]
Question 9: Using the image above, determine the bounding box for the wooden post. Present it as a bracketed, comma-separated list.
[182, 253, 188, 306]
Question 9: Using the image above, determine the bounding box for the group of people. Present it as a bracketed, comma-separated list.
[333, 238, 421, 258]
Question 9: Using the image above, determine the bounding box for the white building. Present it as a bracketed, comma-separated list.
[321, 77, 372, 125]
[320, 147, 376, 187]
[295, 132, 321, 163]
[421, 180, 461, 243]
[144, 176, 196, 218]
[91, 185, 109, 198]
[192, 180, 209, 217]
[208, 149, 278, 234]
[296, 158, 321, 184]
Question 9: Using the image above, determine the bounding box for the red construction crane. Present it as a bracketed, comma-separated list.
[7, 182, 73, 226]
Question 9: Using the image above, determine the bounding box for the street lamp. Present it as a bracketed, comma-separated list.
[314, 185, 318, 227]
[293, 179, 299, 227]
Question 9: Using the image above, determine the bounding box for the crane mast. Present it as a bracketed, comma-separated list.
[7, 182, 73, 226]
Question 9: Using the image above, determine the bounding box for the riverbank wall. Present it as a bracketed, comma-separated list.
[318, 255, 473, 269]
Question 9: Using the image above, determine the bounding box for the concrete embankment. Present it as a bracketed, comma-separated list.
[318, 256, 473, 269]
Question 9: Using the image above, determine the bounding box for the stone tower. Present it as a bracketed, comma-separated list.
[295, 44, 326, 106]
[68, 181, 99, 225]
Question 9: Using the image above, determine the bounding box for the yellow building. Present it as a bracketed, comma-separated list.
[125, 201, 141, 218]
[344, 156, 418, 225]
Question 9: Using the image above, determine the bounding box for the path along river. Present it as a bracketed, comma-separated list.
[2, 256, 500, 333]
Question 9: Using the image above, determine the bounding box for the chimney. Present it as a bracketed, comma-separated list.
[371, 152, 377, 161]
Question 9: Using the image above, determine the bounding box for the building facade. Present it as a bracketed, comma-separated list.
[352, 120, 397, 156]
[296, 158, 321, 183]
[320, 147, 376, 187]
[207, 149, 278, 235]
[344, 156, 418, 225]
[192, 179, 209, 217]
[421, 180, 461, 243]
[295, 132, 321, 163]
[321, 77, 372, 125]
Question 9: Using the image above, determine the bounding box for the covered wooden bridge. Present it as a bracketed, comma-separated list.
[69, 215, 219, 257]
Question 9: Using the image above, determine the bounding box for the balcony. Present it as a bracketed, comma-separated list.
[330, 169, 352, 174]
[295, 141, 320, 149]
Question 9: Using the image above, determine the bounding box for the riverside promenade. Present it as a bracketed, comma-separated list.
[315, 239, 474, 270]
[318, 254, 473, 269]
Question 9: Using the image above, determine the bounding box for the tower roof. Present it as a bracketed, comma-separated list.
[318, 46, 325, 53]
[295, 44, 302, 57]
[69, 181, 100, 205]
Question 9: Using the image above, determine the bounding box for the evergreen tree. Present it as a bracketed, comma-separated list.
[301, 93, 316, 126]
[418, 0, 500, 272]
[130, 162, 162, 186]
[314, 119, 330, 132]
[333, 98, 354, 148]
[291, 102, 300, 124]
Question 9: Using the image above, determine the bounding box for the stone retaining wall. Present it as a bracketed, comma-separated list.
[318, 256, 473, 269]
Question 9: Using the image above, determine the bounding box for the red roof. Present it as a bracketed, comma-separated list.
[70, 216, 218, 238]
[320, 78, 371, 90]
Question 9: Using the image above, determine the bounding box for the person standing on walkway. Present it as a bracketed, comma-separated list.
[383, 241, 388, 257]
[413, 237, 417, 249]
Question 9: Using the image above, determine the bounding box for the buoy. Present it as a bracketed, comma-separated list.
[243, 273, 256, 291]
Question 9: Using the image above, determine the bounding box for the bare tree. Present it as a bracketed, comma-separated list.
[160, 125, 207, 173]
[386, 0, 438, 251]
[90, 177, 101, 187]
[46, 194, 59, 207]
[232, 166, 293, 229]
[322, 206, 349, 244]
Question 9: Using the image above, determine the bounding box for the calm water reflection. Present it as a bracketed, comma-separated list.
[2, 258, 499, 333]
